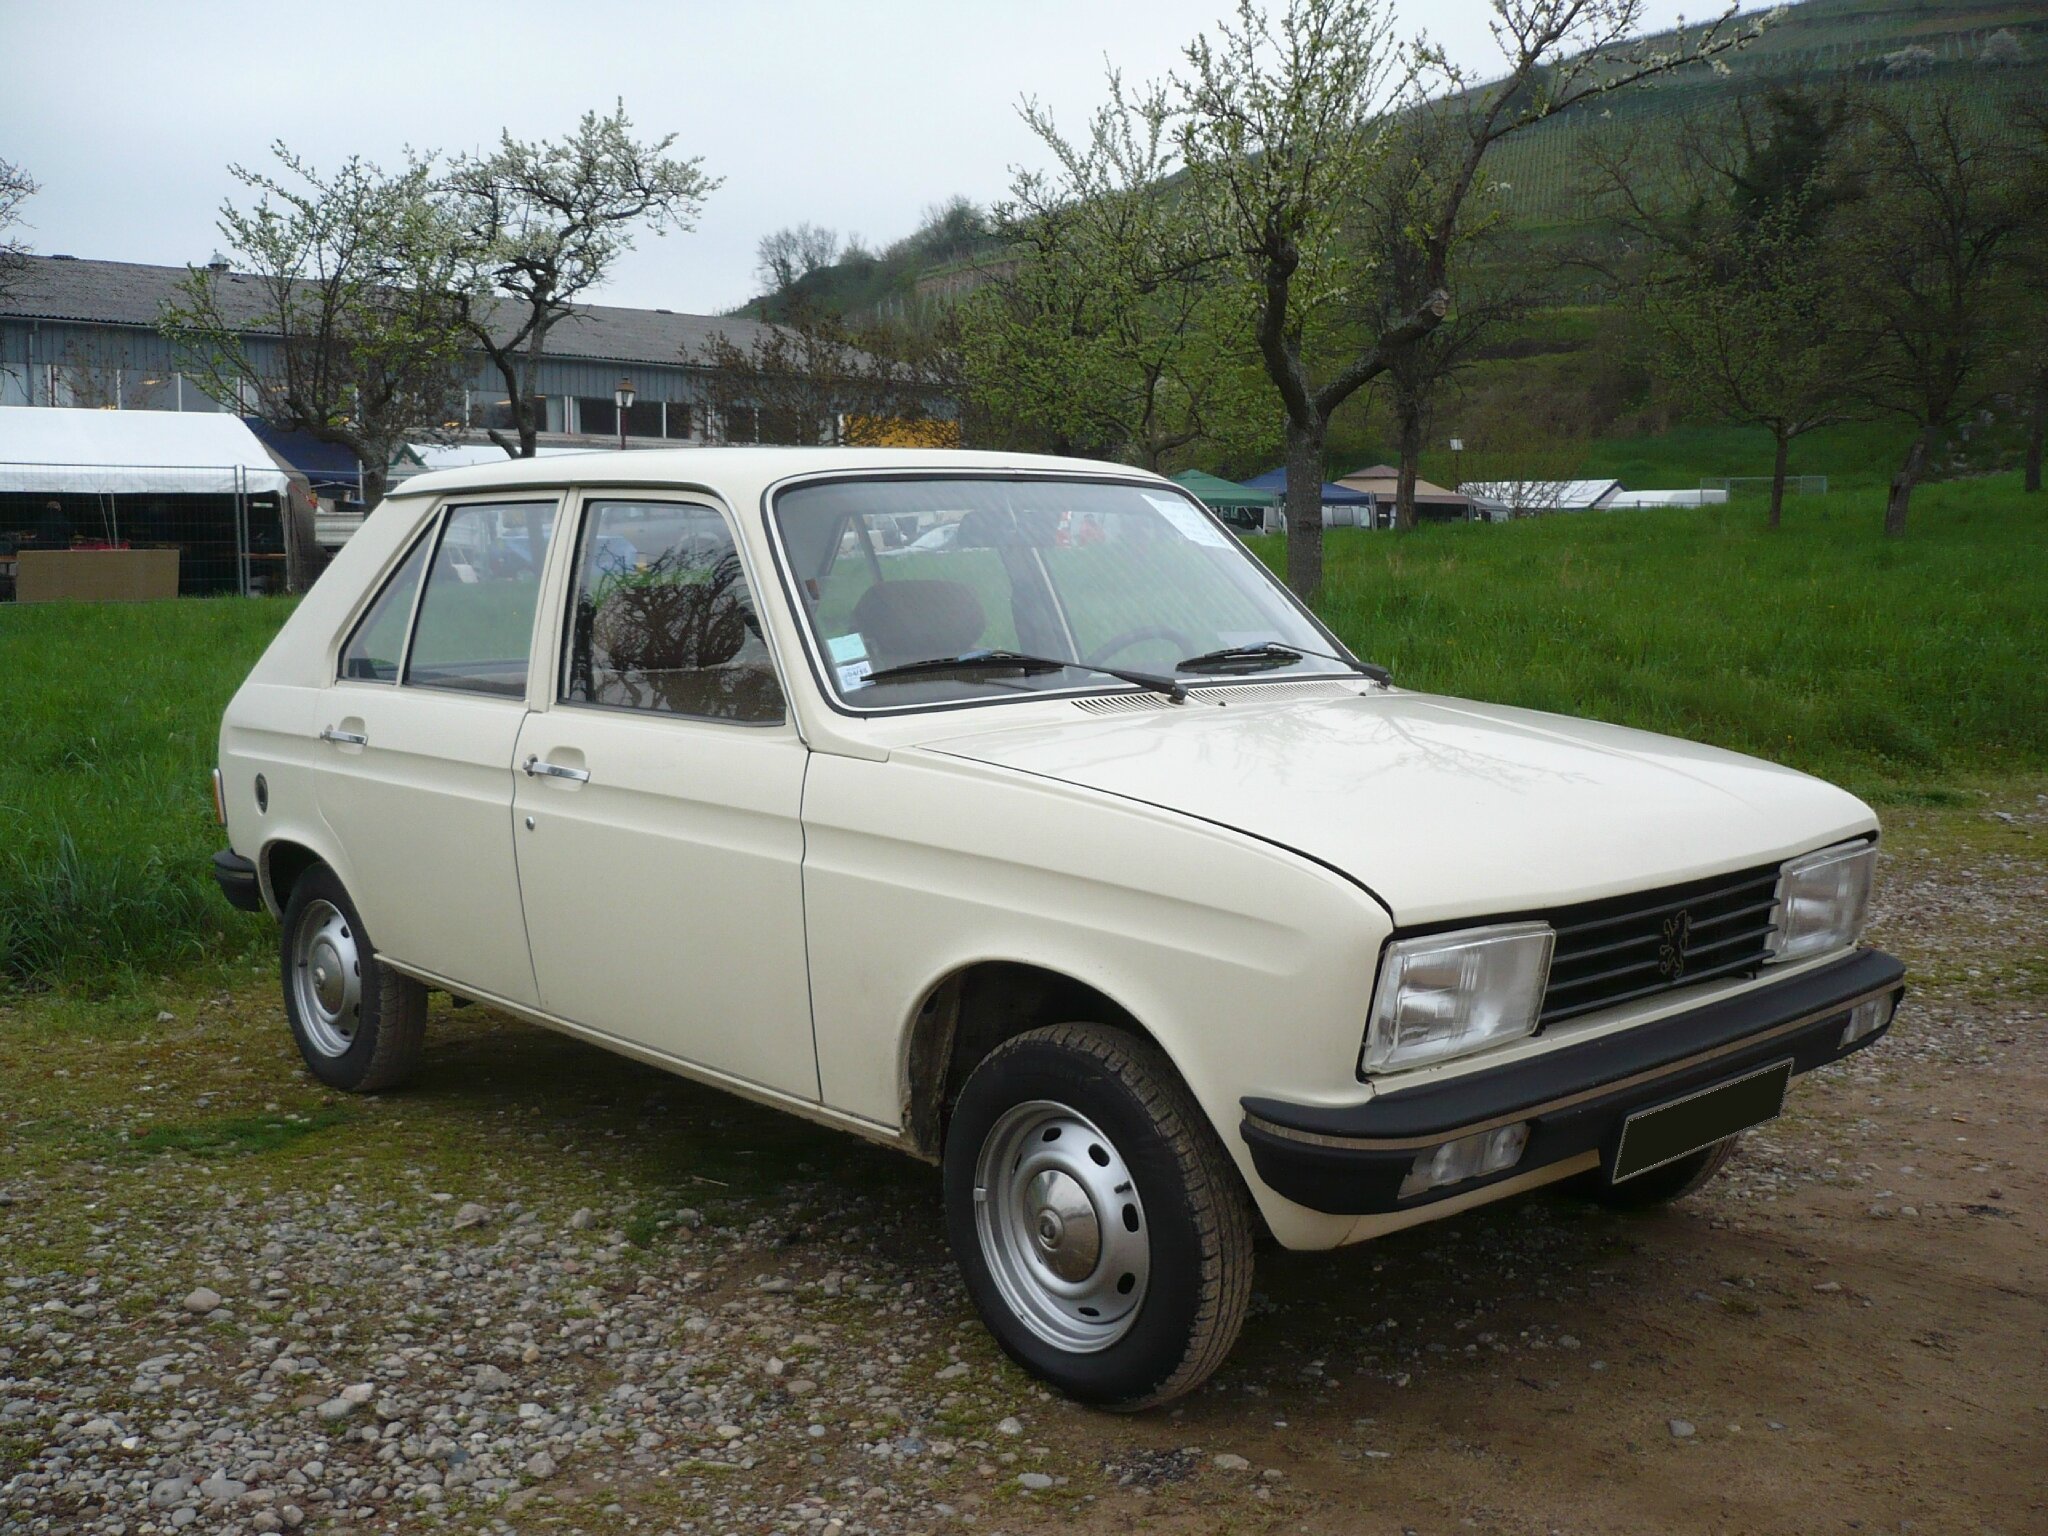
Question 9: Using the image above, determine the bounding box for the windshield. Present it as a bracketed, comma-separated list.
[771, 476, 1355, 709]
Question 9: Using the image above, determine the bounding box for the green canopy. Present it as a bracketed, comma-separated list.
[1169, 469, 1278, 509]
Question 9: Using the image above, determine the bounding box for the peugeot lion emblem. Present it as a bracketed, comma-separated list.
[1658, 910, 1694, 979]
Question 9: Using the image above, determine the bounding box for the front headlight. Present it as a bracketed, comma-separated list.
[1362, 923, 1555, 1073]
[1768, 840, 1876, 963]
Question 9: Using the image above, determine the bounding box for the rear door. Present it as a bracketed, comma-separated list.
[510, 494, 817, 1099]
[312, 498, 559, 1006]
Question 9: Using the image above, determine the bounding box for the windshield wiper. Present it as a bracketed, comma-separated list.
[1176, 640, 1393, 687]
[860, 649, 1187, 703]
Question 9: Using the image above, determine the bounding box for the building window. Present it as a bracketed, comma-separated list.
[722, 406, 759, 444]
[576, 397, 690, 439]
[468, 392, 562, 433]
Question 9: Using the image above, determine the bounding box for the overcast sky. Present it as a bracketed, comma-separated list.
[6, 0, 1711, 316]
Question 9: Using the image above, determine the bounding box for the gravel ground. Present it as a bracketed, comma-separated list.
[3, 790, 2043, 1535]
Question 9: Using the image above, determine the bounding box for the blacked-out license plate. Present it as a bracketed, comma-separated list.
[1611, 1059, 1793, 1183]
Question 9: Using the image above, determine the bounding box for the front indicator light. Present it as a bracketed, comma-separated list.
[1398, 1121, 1530, 1200]
[1840, 994, 1896, 1048]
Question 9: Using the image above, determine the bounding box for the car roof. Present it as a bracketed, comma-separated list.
[389, 445, 1158, 503]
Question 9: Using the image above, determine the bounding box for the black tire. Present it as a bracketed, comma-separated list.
[278, 864, 426, 1093]
[942, 1023, 1253, 1410]
[1585, 1134, 1740, 1211]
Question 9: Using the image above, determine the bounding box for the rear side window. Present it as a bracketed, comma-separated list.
[337, 533, 431, 683]
[406, 501, 558, 698]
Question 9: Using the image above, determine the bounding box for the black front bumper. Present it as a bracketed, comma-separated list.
[1241, 947, 1906, 1216]
[211, 848, 265, 913]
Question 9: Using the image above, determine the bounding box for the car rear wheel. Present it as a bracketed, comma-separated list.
[942, 1023, 1253, 1410]
[1585, 1134, 1741, 1211]
[279, 864, 426, 1093]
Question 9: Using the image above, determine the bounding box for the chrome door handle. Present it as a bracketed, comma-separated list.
[522, 755, 590, 783]
[319, 727, 368, 746]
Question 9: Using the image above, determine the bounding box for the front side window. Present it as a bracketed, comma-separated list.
[337, 531, 432, 682]
[405, 501, 558, 697]
[772, 477, 1352, 710]
[562, 499, 782, 723]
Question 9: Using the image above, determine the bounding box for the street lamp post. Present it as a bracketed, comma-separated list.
[614, 376, 635, 451]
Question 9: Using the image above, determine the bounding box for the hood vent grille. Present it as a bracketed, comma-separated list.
[1070, 677, 1371, 715]
[1071, 692, 1172, 716]
[1184, 678, 1370, 706]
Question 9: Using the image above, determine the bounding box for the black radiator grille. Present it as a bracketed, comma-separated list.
[1539, 862, 1782, 1025]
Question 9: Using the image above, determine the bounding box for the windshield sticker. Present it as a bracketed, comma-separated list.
[827, 633, 867, 665]
[836, 659, 873, 691]
[1143, 492, 1231, 548]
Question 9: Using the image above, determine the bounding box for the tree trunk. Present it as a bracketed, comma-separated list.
[1885, 426, 1932, 538]
[1394, 400, 1424, 532]
[2027, 371, 2045, 494]
[516, 351, 542, 458]
[1283, 415, 1327, 602]
[1768, 427, 1790, 530]
[361, 462, 389, 508]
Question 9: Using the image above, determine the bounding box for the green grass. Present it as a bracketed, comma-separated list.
[0, 595, 290, 988]
[2, 470, 2041, 990]
[1269, 472, 2047, 800]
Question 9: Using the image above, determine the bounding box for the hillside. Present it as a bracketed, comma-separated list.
[740, 0, 2047, 325]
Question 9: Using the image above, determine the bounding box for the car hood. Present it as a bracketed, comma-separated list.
[914, 686, 1875, 924]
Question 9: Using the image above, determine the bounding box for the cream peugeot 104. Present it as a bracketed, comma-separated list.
[211, 448, 1905, 1408]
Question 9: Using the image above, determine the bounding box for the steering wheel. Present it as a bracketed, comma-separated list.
[1085, 625, 1196, 668]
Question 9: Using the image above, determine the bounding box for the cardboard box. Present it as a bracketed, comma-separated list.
[15, 547, 181, 602]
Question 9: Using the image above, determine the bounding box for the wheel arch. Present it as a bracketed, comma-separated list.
[260, 837, 331, 918]
[900, 959, 1165, 1163]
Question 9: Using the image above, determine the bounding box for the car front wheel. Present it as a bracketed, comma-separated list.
[942, 1023, 1253, 1410]
[279, 864, 426, 1093]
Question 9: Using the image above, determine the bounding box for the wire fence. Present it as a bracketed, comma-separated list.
[1701, 475, 1829, 497]
[0, 461, 292, 599]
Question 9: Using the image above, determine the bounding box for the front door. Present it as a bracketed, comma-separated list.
[312, 498, 559, 1006]
[510, 495, 817, 1100]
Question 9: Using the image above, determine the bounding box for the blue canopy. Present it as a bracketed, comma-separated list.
[1240, 468, 1375, 505]
[241, 420, 362, 497]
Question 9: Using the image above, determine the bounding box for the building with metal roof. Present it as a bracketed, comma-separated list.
[0, 254, 812, 495]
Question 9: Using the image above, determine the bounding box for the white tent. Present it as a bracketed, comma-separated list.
[0, 407, 293, 496]
[1459, 478, 1622, 519]
[1604, 488, 1730, 508]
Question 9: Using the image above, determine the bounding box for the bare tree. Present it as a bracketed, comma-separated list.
[0, 158, 35, 306]
[2014, 97, 2048, 495]
[158, 145, 472, 507]
[1177, 0, 1755, 599]
[755, 222, 839, 297]
[1355, 117, 1538, 529]
[1588, 85, 1868, 527]
[1838, 92, 2036, 536]
[692, 302, 943, 446]
[446, 102, 719, 458]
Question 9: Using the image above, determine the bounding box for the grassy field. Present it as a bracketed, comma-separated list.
[1277, 472, 2047, 799]
[0, 597, 285, 990]
[2, 467, 2041, 991]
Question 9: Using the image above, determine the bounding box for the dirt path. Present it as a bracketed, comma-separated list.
[3, 792, 2042, 1536]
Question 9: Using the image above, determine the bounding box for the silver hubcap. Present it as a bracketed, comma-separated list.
[291, 899, 362, 1058]
[973, 1101, 1149, 1352]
